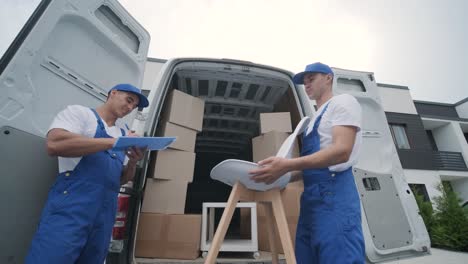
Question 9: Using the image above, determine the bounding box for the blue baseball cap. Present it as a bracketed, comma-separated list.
[293, 62, 334, 84]
[109, 83, 149, 108]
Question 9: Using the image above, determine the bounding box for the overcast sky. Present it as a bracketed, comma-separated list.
[2, 0, 467, 103]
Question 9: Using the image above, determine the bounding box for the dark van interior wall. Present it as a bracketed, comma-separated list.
[185, 152, 250, 237]
[185, 152, 247, 215]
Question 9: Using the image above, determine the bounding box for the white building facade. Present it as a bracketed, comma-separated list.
[379, 83, 468, 208]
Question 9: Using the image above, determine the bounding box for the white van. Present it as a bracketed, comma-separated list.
[0, 0, 430, 263]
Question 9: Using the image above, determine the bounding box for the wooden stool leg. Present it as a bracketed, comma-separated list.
[271, 190, 296, 264]
[263, 202, 279, 264]
[204, 182, 242, 264]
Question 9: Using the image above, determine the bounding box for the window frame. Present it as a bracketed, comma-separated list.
[409, 183, 431, 202]
[389, 123, 411, 150]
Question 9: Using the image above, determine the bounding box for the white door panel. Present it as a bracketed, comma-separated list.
[332, 68, 431, 263]
[0, 0, 149, 136]
[0, 0, 149, 262]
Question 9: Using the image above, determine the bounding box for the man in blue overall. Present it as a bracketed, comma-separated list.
[250, 62, 365, 263]
[26, 83, 149, 263]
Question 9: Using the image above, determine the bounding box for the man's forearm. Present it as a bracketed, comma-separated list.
[48, 137, 115, 157]
[47, 129, 116, 157]
[288, 144, 350, 172]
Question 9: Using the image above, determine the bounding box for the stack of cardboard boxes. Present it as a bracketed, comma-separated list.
[242, 112, 305, 253]
[136, 90, 205, 259]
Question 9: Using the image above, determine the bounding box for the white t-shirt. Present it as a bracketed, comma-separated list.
[305, 94, 362, 172]
[48, 105, 128, 173]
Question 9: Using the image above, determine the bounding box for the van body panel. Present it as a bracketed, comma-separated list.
[0, 0, 149, 262]
[0, 126, 58, 262]
[332, 68, 431, 262]
[142, 58, 167, 93]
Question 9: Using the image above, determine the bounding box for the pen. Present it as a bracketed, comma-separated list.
[125, 124, 133, 134]
[125, 123, 136, 134]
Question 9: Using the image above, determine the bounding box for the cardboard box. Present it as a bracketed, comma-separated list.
[136, 213, 201, 259]
[260, 112, 292, 134]
[141, 179, 188, 214]
[162, 89, 205, 132]
[149, 149, 195, 182]
[252, 131, 300, 162]
[157, 121, 197, 152]
[240, 181, 303, 253]
[257, 220, 297, 253]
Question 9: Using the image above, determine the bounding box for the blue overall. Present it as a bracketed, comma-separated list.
[26, 109, 125, 264]
[295, 103, 365, 263]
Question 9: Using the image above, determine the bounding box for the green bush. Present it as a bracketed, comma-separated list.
[414, 183, 468, 252]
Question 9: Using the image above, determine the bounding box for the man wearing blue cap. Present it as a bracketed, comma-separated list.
[250, 63, 365, 263]
[26, 84, 150, 263]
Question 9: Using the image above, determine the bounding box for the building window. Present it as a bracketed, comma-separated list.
[389, 124, 411, 149]
[442, 181, 453, 192]
[409, 184, 430, 202]
[464, 132, 468, 144]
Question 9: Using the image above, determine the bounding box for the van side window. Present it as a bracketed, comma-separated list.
[337, 78, 367, 92]
[95, 5, 140, 53]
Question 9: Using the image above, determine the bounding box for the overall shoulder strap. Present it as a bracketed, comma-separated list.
[90, 108, 105, 130]
[311, 101, 331, 132]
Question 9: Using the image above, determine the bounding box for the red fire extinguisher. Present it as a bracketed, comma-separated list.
[109, 182, 133, 253]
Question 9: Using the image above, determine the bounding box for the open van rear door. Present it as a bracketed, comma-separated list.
[0, 0, 149, 262]
[329, 68, 431, 263]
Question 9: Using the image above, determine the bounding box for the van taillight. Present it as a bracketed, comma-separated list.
[113, 193, 130, 240]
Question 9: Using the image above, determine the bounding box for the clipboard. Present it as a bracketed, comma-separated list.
[112, 136, 176, 151]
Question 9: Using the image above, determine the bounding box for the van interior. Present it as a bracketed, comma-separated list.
[147, 61, 302, 249]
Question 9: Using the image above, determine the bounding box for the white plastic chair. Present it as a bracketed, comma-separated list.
[210, 116, 311, 191]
